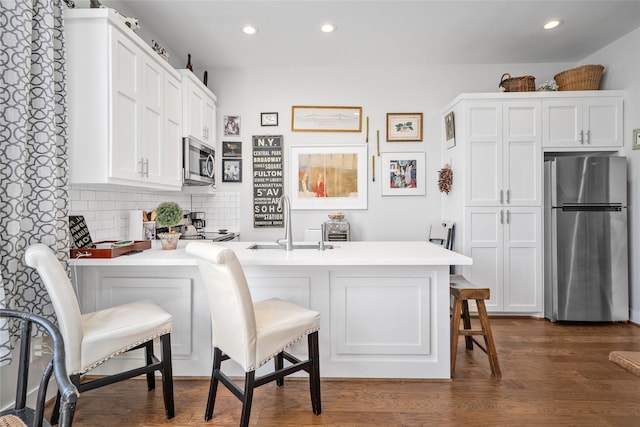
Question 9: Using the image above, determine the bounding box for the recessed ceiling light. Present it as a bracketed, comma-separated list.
[543, 19, 562, 30]
[320, 23, 336, 33]
[243, 25, 257, 35]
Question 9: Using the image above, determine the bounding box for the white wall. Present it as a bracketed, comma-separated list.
[580, 27, 640, 322]
[207, 62, 571, 243]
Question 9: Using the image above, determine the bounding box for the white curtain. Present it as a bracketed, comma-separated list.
[0, 0, 70, 364]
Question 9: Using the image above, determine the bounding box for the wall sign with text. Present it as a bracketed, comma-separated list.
[252, 135, 284, 228]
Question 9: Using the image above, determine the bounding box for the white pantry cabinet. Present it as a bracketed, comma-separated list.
[179, 70, 217, 145]
[542, 94, 623, 149]
[464, 206, 542, 312]
[65, 8, 182, 190]
[463, 101, 542, 207]
[442, 93, 543, 315]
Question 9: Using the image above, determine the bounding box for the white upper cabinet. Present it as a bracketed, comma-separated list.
[542, 94, 623, 148]
[465, 101, 541, 207]
[180, 70, 217, 146]
[65, 8, 183, 191]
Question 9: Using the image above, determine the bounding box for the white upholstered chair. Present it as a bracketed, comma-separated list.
[24, 243, 175, 423]
[185, 242, 321, 427]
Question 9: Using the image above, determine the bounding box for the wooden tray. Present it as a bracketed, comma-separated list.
[70, 240, 152, 259]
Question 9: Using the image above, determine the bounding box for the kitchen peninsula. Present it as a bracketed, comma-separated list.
[71, 241, 471, 379]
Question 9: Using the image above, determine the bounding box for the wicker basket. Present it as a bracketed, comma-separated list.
[499, 73, 536, 92]
[554, 64, 604, 91]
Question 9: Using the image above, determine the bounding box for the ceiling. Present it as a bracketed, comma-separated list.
[105, 0, 640, 70]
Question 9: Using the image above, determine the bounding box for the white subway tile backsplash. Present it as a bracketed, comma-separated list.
[69, 188, 240, 241]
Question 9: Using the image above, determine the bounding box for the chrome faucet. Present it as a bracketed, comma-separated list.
[276, 195, 293, 251]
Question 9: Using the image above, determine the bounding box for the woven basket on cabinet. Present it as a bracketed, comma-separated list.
[554, 64, 604, 91]
[499, 73, 536, 92]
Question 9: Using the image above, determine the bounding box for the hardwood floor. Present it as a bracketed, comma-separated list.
[55, 318, 640, 426]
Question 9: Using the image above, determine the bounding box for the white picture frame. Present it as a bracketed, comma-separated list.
[380, 152, 426, 196]
[290, 145, 368, 210]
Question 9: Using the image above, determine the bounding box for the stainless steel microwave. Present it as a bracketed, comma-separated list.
[183, 137, 215, 186]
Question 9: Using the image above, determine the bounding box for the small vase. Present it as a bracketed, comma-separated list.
[158, 232, 181, 250]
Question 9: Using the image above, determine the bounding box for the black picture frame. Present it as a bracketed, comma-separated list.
[261, 112, 278, 126]
[222, 159, 242, 182]
[222, 141, 242, 157]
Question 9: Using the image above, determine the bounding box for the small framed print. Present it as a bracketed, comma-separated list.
[224, 115, 241, 136]
[261, 112, 278, 127]
[222, 141, 242, 158]
[381, 152, 426, 196]
[633, 128, 640, 150]
[444, 111, 456, 149]
[222, 159, 242, 182]
[387, 113, 423, 142]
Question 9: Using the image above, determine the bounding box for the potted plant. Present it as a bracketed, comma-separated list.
[155, 201, 183, 250]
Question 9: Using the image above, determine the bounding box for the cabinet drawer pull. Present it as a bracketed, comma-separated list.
[500, 209, 504, 224]
[506, 189, 510, 204]
[499, 190, 504, 204]
[506, 209, 510, 224]
[579, 130, 584, 144]
[144, 158, 149, 177]
[586, 129, 590, 144]
[138, 157, 145, 177]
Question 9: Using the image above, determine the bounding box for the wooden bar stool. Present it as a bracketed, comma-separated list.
[450, 275, 501, 378]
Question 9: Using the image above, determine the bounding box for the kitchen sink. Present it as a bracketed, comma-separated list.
[246, 243, 333, 250]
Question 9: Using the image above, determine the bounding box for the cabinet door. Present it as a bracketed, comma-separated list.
[584, 97, 623, 147]
[542, 100, 582, 147]
[202, 96, 216, 144]
[140, 56, 164, 184]
[110, 29, 141, 181]
[503, 102, 541, 205]
[502, 207, 542, 312]
[465, 103, 503, 206]
[464, 207, 503, 311]
[163, 74, 183, 187]
[186, 85, 205, 141]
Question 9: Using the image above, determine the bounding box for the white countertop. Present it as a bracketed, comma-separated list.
[70, 240, 472, 267]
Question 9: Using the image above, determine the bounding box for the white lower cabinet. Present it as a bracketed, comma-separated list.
[463, 206, 542, 313]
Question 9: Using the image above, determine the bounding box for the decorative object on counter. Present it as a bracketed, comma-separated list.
[186, 53, 193, 72]
[152, 40, 170, 62]
[554, 64, 604, 91]
[498, 73, 535, 92]
[222, 141, 242, 157]
[444, 111, 455, 148]
[291, 106, 362, 132]
[380, 152, 426, 196]
[253, 135, 284, 227]
[261, 112, 278, 126]
[328, 212, 344, 220]
[70, 240, 151, 259]
[69, 215, 94, 248]
[63, 0, 75, 7]
[537, 79, 558, 91]
[222, 159, 242, 182]
[386, 113, 423, 142]
[203, 70, 208, 86]
[224, 115, 241, 136]
[155, 201, 183, 250]
[438, 163, 453, 194]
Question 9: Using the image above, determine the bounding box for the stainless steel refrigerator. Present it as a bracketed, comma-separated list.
[544, 156, 628, 322]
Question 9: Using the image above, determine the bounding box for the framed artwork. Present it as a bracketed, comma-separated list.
[445, 111, 456, 149]
[261, 112, 278, 126]
[386, 113, 423, 142]
[224, 115, 241, 136]
[222, 159, 242, 182]
[380, 152, 426, 196]
[291, 106, 362, 132]
[222, 141, 242, 157]
[290, 145, 367, 210]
